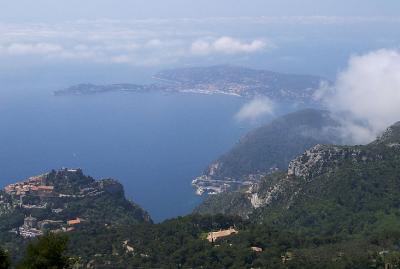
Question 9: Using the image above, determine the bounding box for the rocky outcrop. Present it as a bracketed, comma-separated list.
[287, 144, 345, 179]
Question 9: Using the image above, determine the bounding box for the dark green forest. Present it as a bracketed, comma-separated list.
[3, 122, 400, 268]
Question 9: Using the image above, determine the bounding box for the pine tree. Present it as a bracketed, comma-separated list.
[17, 233, 71, 269]
[0, 247, 10, 269]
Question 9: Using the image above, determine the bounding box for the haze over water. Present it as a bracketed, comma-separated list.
[1, 0, 399, 222]
[0, 81, 277, 221]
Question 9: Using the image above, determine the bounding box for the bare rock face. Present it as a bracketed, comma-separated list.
[287, 140, 390, 180]
[287, 144, 346, 179]
[249, 180, 287, 209]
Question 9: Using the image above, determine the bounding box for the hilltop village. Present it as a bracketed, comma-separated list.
[0, 168, 147, 239]
[1, 169, 90, 238]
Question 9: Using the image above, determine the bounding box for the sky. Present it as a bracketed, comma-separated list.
[0, 1, 400, 85]
[2, 0, 400, 21]
[1, 0, 400, 210]
[0, 2, 400, 165]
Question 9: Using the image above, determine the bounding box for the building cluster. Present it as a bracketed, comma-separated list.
[4, 169, 81, 197]
[17, 215, 43, 238]
[12, 215, 83, 238]
[175, 82, 248, 97]
[2, 168, 97, 239]
[4, 174, 54, 196]
[206, 227, 238, 242]
[206, 228, 263, 253]
[3, 169, 89, 238]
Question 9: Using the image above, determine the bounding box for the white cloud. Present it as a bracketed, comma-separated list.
[235, 97, 275, 122]
[6, 16, 387, 66]
[191, 40, 211, 55]
[316, 49, 400, 144]
[0, 20, 274, 66]
[191, 36, 269, 55]
[214, 37, 267, 54]
[5, 43, 63, 55]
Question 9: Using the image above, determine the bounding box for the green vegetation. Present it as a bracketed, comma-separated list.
[3, 123, 400, 268]
[214, 109, 340, 178]
[66, 214, 247, 268]
[16, 234, 71, 269]
[0, 169, 151, 264]
[0, 234, 72, 269]
[3, 211, 400, 268]
[194, 190, 253, 218]
[194, 109, 341, 194]
[190, 122, 400, 268]
[0, 247, 10, 269]
[195, 172, 286, 218]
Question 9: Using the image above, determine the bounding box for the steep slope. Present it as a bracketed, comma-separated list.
[253, 122, 400, 232]
[60, 122, 400, 269]
[192, 109, 342, 195]
[196, 122, 400, 228]
[4, 122, 400, 268]
[64, 123, 400, 268]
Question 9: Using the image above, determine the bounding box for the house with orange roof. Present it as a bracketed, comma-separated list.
[37, 186, 54, 192]
[67, 218, 81, 226]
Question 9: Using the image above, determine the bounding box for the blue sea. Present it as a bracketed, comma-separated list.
[0, 81, 276, 222]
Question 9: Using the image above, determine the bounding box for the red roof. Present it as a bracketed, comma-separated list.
[67, 218, 81, 225]
[37, 186, 54, 191]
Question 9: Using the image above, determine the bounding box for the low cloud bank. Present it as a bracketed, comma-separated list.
[0, 18, 272, 66]
[316, 49, 400, 144]
[235, 97, 275, 122]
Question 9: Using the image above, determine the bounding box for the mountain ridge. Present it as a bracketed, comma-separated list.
[192, 108, 342, 196]
[195, 121, 400, 222]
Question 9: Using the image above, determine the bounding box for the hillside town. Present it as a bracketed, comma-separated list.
[5, 173, 55, 197]
[0, 168, 99, 238]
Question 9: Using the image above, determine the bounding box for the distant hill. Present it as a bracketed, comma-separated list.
[54, 83, 151, 96]
[192, 109, 342, 196]
[55, 65, 327, 104]
[155, 65, 327, 102]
